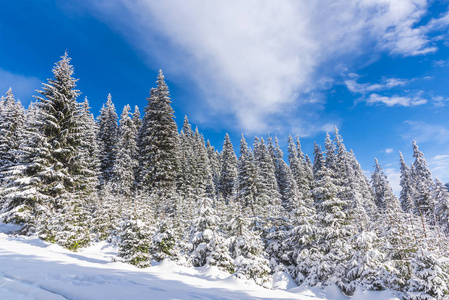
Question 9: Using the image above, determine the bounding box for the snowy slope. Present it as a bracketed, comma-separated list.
[0, 224, 399, 300]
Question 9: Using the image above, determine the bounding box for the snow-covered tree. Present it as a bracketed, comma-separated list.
[138, 70, 179, 216]
[97, 94, 118, 185]
[434, 178, 449, 236]
[0, 88, 25, 183]
[408, 251, 449, 299]
[112, 105, 138, 198]
[343, 231, 388, 294]
[189, 197, 233, 272]
[77, 97, 100, 199]
[206, 140, 221, 192]
[150, 218, 179, 262]
[118, 216, 153, 268]
[253, 137, 282, 219]
[412, 141, 435, 221]
[237, 135, 261, 216]
[371, 158, 401, 213]
[228, 213, 272, 288]
[399, 152, 415, 213]
[312, 163, 355, 288]
[2, 53, 91, 249]
[218, 133, 237, 203]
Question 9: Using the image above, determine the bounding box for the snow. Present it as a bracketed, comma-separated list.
[0, 224, 401, 300]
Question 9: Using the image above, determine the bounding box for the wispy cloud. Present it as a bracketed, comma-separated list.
[0, 68, 41, 106]
[385, 148, 394, 154]
[403, 120, 449, 144]
[345, 75, 429, 107]
[366, 93, 427, 107]
[80, 0, 449, 133]
[432, 95, 449, 107]
[429, 154, 449, 183]
[345, 77, 410, 94]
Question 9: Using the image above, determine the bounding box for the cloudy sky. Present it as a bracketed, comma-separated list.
[1, 0, 449, 191]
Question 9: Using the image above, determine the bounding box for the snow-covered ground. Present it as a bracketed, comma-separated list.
[0, 224, 399, 300]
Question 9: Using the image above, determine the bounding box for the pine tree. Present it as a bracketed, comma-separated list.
[218, 133, 237, 203]
[78, 97, 100, 199]
[343, 230, 388, 294]
[237, 135, 260, 216]
[132, 105, 142, 183]
[177, 117, 194, 204]
[412, 141, 435, 221]
[253, 137, 282, 220]
[139, 70, 179, 216]
[408, 251, 449, 299]
[334, 128, 376, 222]
[313, 142, 324, 179]
[434, 178, 449, 236]
[206, 140, 221, 193]
[312, 163, 356, 290]
[132, 105, 142, 136]
[399, 152, 415, 213]
[189, 197, 233, 272]
[118, 216, 153, 268]
[228, 213, 272, 288]
[150, 218, 178, 262]
[112, 105, 138, 198]
[371, 159, 401, 213]
[77, 97, 100, 234]
[0, 88, 25, 184]
[3, 53, 90, 248]
[97, 94, 118, 184]
[296, 136, 314, 203]
[193, 131, 216, 200]
[288, 135, 304, 196]
[324, 132, 337, 174]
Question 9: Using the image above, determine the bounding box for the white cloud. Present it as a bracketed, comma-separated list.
[345, 75, 430, 107]
[433, 59, 449, 67]
[345, 77, 409, 94]
[432, 95, 449, 107]
[366, 93, 427, 106]
[81, 0, 449, 133]
[0, 68, 41, 106]
[385, 148, 394, 154]
[403, 120, 449, 143]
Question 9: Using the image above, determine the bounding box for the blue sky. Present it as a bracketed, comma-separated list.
[1, 0, 449, 191]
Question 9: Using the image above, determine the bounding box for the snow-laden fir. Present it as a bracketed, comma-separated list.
[1, 53, 449, 299]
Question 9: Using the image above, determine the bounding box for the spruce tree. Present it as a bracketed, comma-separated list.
[112, 105, 138, 198]
[118, 216, 153, 268]
[189, 197, 233, 272]
[312, 163, 356, 289]
[399, 152, 415, 213]
[206, 140, 221, 193]
[139, 70, 179, 216]
[371, 159, 401, 213]
[0, 88, 25, 184]
[97, 94, 118, 184]
[412, 141, 435, 221]
[228, 213, 272, 288]
[3, 53, 90, 248]
[237, 135, 260, 216]
[434, 178, 449, 236]
[78, 97, 100, 199]
[253, 137, 282, 220]
[218, 133, 237, 203]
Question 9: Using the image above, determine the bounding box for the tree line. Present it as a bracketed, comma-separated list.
[1, 53, 449, 299]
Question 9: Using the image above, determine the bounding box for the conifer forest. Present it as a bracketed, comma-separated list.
[2, 53, 449, 299]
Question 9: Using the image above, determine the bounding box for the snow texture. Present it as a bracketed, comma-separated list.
[0, 224, 401, 300]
